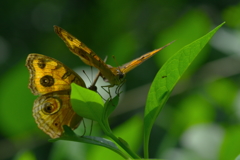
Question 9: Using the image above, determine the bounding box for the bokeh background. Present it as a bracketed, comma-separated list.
[0, 0, 240, 160]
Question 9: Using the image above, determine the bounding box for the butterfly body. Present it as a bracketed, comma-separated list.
[54, 26, 174, 88]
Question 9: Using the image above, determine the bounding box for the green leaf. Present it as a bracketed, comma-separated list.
[50, 126, 128, 159]
[70, 84, 131, 159]
[71, 83, 104, 122]
[100, 95, 119, 132]
[51, 126, 118, 148]
[103, 95, 119, 119]
[49, 126, 116, 148]
[143, 22, 225, 158]
[155, 9, 211, 67]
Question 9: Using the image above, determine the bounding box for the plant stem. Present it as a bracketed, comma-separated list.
[110, 147, 132, 159]
[107, 131, 141, 159]
[143, 135, 149, 158]
[101, 119, 141, 159]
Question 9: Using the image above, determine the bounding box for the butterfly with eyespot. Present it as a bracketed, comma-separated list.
[26, 53, 99, 138]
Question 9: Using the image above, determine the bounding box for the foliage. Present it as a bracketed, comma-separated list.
[0, 1, 240, 159]
[50, 23, 224, 159]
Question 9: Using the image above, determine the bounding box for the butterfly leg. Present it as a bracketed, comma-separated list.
[115, 80, 125, 95]
[101, 84, 114, 99]
[86, 70, 107, 101]
[89, 120, 93, 136]
[79, 118, 86, 137]
[89, 70, 101, 91]
[97, 89, 108, 101]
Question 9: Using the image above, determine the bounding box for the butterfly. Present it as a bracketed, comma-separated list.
[54, 25, 174, 89]
[26, 54, 99, 138]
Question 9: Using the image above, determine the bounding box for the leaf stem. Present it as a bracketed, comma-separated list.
[108, 131, 141, 159]
[100, 118, 141, 159]
[143, 134, 149, 158]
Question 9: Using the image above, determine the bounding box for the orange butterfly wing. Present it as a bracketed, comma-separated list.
[54, 25, 174, 87]
[32, 90, 82, 138]
[26, 54, 86, 95]
[119, 41, 175, 74]
[54, 26, 121, 86]
[26, 54, 86, 138]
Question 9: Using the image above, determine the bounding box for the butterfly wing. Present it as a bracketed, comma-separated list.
[33, 90, 82, 138]
[53, 26, 120, 85]
[119, 41, 175, 74]
[26, 54, 86, 95]
[26, 54, 86, 138]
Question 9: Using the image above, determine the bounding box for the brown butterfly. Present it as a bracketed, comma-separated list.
[54, 25, 174, 88]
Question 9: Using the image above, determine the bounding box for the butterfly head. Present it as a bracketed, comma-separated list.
[101, 67, 125, 86]
[116, 70, 125, 82]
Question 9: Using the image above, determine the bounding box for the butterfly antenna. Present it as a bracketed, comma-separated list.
[103, 56, 108, 63]
[82, 70, 92, 83]
[112, 55, 123, 75]
[88, 71, 100, 92]
[88, 56, 109, 92]
[90, 66, 94, 82]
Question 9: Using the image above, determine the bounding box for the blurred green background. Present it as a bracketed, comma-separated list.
[0, 0, 240, 160]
